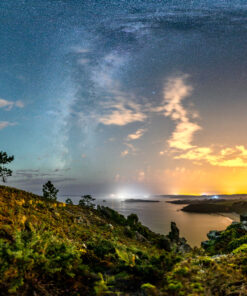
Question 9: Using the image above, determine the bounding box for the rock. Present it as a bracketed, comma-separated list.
[211, 254, 227, 261]
[241, 224, 247, 231]
[207, 230, 221, 240]
[108, 223, 114, 230]
[135, 231, 147, 242]
[168, 222, 180, 241]
[240, 213, 247, 222]
[178, 242, 191, 253]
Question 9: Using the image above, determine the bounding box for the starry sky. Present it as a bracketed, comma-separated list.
[2, 0, 247, 196]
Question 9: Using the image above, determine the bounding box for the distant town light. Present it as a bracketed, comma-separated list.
[212, 195, 219, 199]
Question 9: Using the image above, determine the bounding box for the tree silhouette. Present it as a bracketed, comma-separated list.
[0, 151, 14, 182]
[79, 194, 95, 208]
[42, 181, 59, 201]
[65, 198, 73, 205]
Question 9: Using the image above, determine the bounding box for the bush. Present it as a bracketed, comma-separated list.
[127, 213, 139, 226]
[88, 239, 115, 258]
[97, 206, 127, 225]
[0, 229, 83, 293]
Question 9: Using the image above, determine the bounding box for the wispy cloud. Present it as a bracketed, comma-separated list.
[98, 101, 146, 126]
[0, 98, 24, 110]
[0, 121, 16, 130]
[121, 143, 137, 157]
[89, 52, 147, 126]
[127, 128, 146, 140]
[121, 149, 129, 157]
[163, 75, 201, 150]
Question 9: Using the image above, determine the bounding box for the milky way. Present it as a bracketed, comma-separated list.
[2, 1, 247, 194]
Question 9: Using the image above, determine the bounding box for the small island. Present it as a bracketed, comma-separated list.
[124, 199, 160, 203]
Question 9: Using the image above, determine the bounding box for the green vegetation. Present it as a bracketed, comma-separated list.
[1, 185, 247, 295]
[79, 194, 95, 208]
[42, 180, 59, 201]
[65, 198, 73, 205]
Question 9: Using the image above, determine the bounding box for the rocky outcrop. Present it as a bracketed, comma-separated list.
[166, 222, 191, 253]
[240, 213, 247, 222]
[168, 221, 180, 241]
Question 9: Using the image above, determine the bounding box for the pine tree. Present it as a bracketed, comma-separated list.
[0, 151, 14, 182]
[79, 195, 95, 208]
[42, 181, 59, 201]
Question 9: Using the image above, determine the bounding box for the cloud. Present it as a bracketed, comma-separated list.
[121, 149, 129, 157]
[163, 75, 247, 167]
[127, 128, 146, 140]
[0, 121, 16, 130]
[0, 98, 24, 110]
[121, 143, 137, 157]
[163, 76, 201, 150]
[74, 50, 147, 127]
[98, 101, 146, 126]
[15, 100, 25, 108]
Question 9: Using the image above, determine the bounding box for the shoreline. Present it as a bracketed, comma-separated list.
[217, 212, 240, 222]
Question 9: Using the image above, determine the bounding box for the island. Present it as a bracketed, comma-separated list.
[124, 198, 160, 203]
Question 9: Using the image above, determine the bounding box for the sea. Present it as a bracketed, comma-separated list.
[61, 194, 242, 247]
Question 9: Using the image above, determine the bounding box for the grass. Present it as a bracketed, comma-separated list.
[1, 185, 247, 295]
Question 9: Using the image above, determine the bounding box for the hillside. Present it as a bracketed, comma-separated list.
[1, 186, 247, 295]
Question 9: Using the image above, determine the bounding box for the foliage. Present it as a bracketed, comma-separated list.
[79, 194, 95, 208]
[232, 243, 247, 254]
[42, 180, 59, 201]
[65, 198, 73, 205]
[2, 185, 247, 295]
[88, 239, 115, 258]
[97, 206, 127, 225]
[94, 273, 116, 295]
[0, 151, 14, 182]
[0, 185, 181, 295]
[0, 229, 83, 294]
[127, 213, 139, 226]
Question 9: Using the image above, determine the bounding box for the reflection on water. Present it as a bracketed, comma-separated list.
[63, 195, 239, 247]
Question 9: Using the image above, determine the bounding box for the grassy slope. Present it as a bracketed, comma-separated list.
[1, 186, 247, 295]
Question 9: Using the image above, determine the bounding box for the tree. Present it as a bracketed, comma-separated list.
[65, 198, 73, 205]
[42, 181, 59, 201]
[79, 194, 95, 208]
[0, 151, 14, 182]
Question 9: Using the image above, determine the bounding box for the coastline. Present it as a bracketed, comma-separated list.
[217, 212, 240, 222]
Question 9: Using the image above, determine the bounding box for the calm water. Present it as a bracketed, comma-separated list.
[62, 195, 239, 247]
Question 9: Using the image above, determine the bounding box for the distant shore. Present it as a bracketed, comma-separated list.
[124, 199, 160, 203]
[168, 198, 247, 217]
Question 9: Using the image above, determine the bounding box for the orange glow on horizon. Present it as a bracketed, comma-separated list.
[151, 166, 247, 195]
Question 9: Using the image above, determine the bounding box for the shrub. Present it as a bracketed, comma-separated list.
[65, 198, 73, 205]
[127, 213, 139, 226]
[0, 229, 83, 293]
[88, 239, 115, 258]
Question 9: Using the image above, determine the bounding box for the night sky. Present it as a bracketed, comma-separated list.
[2, 0, 247, 196]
